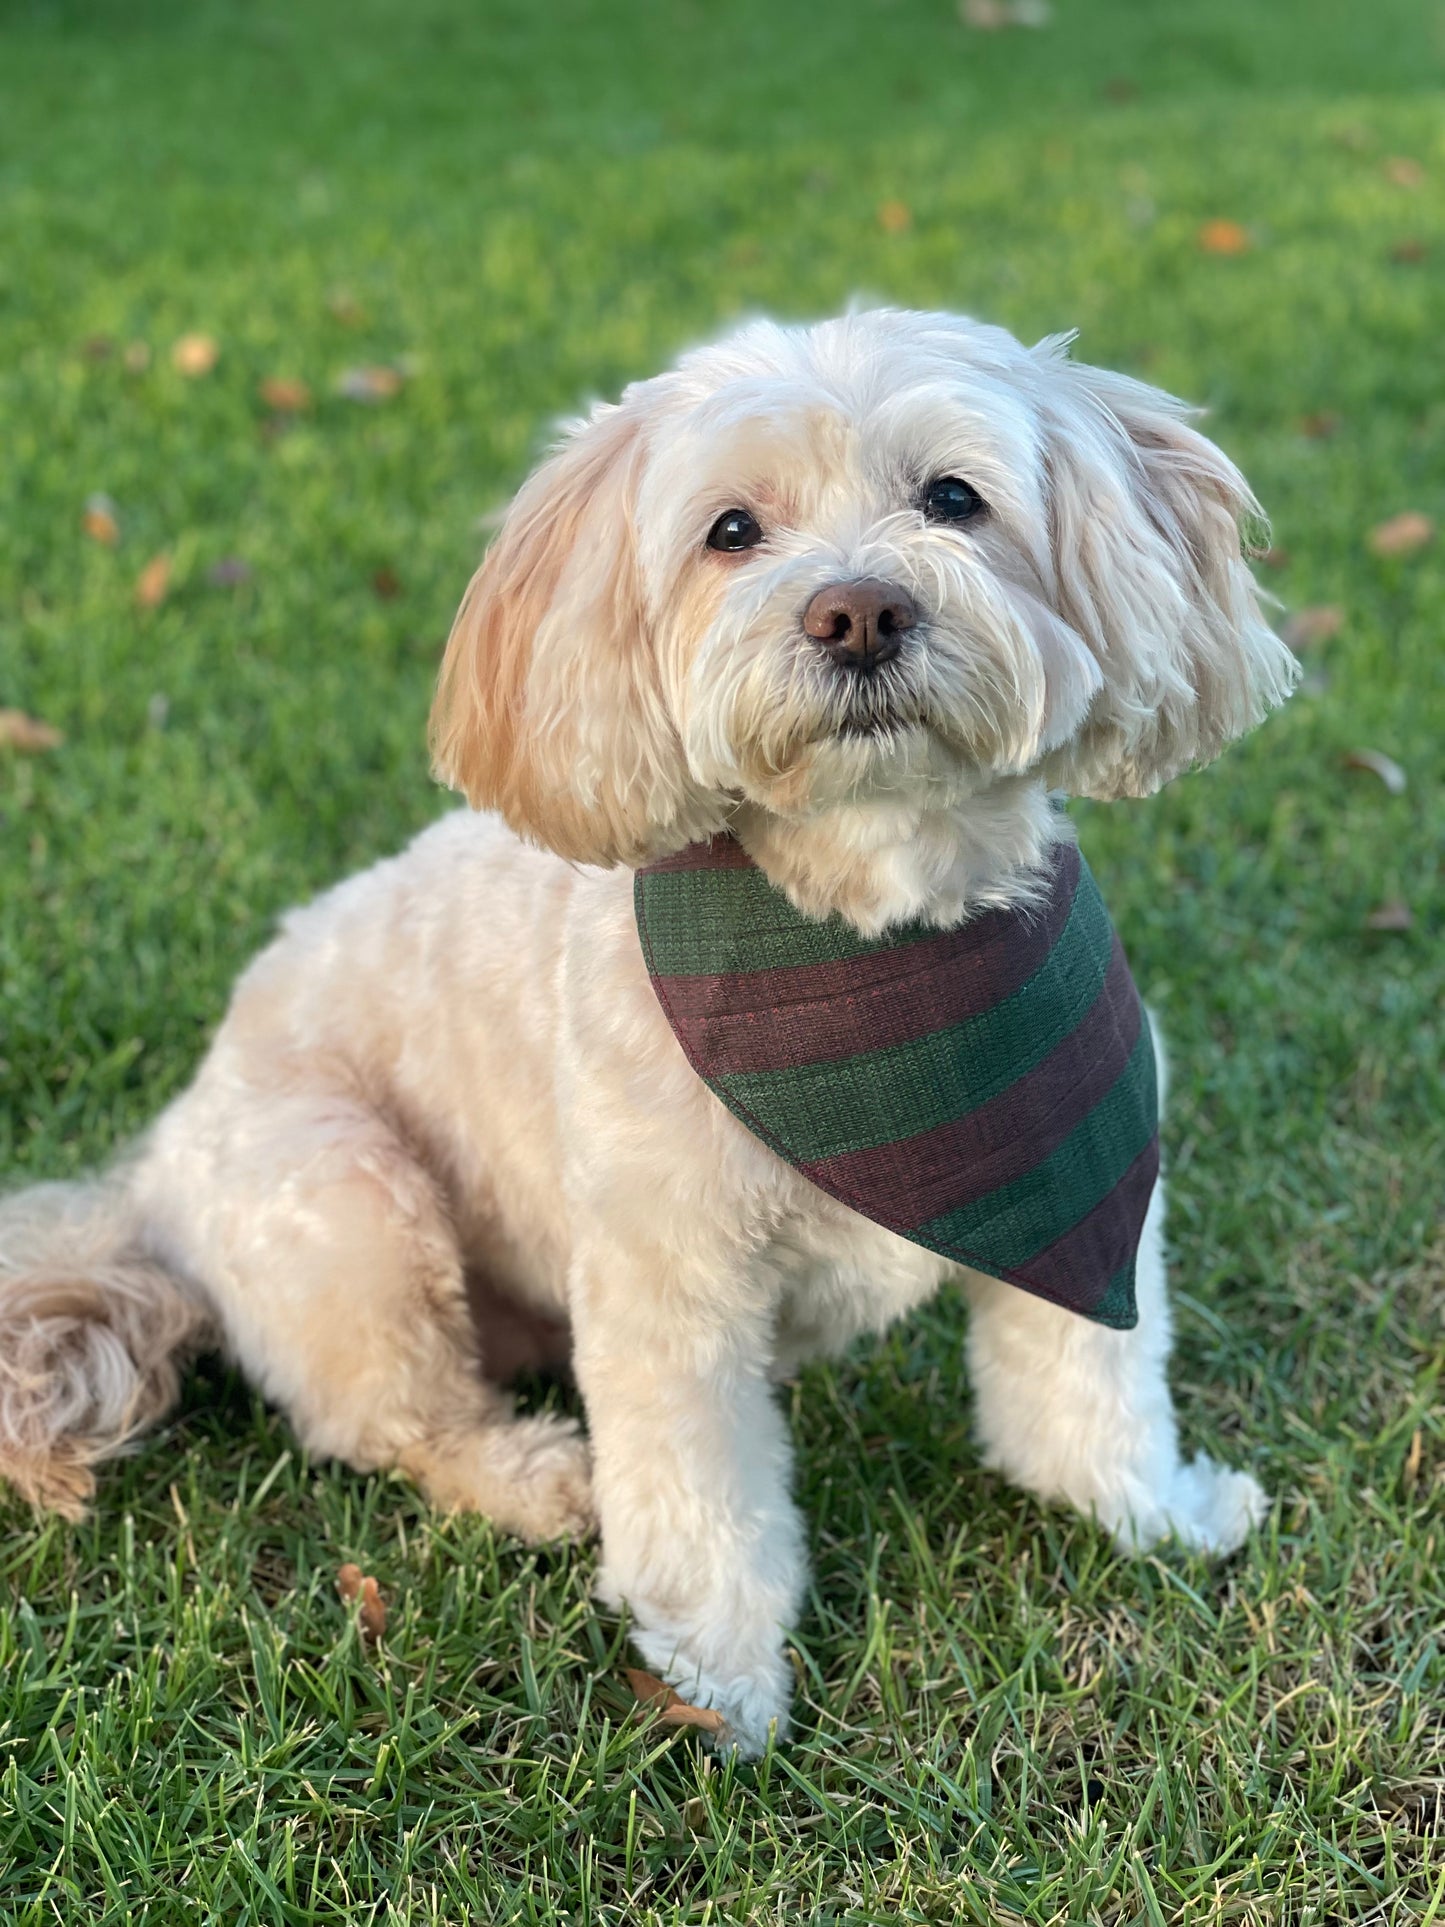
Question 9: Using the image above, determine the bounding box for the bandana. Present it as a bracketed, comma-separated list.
[634, 835, 1157, 1329]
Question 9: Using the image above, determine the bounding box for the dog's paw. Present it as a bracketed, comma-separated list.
[629, 1633, 792, 1758]
[1109, 1456, 1267, 1559]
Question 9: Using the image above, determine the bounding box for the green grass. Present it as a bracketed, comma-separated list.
[2, 0, 1443, 1919]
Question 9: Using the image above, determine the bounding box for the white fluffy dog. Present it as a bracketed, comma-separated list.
[0, 310, 1296, 1753]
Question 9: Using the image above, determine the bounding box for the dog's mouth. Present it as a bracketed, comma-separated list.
[835, 710, 912, 740]
[828, 664, 926, 742]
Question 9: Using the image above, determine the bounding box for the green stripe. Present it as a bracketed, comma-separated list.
[916, 1024, 1158, 1264]
[637, 862, 940, 978]
[1087, 1263, 1139, 1330]
[711, 869, 1114, 1162]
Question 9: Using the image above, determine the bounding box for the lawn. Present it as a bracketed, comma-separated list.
[1, 0, 1442, 1920]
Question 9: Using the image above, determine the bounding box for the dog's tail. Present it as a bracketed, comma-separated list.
[0, 1172, 214, 1518]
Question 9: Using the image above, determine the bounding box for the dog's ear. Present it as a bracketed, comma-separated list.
[1032, 343, 1297, 798]
[430, 393, 701, 866]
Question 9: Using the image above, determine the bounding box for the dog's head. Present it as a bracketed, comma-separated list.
[431, 310, 1296, 865]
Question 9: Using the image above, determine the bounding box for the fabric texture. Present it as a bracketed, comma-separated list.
[634, 834, 1158, 1329]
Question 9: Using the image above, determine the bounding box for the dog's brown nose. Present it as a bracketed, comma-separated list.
[803, 578, 916, 668]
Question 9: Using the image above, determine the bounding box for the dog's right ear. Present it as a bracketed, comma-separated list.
[430, 393, 703, 866]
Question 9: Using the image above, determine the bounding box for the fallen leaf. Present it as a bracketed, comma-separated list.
[336, 364, 404, 402]
[83, 493, 120, 545]
[83, 335, 113, 361]
[172, 333, 220, 377]
[1384, 156, 1424, 188]
[624, 1667, 727, 1735]
[1364, 899, 1412, 932]
[1390, 238, 1427, 264]
[372, 566, 401, 599]
[1368, 511, 1433, 557]
[1257, 546, 1291, 570]
[207, 556, 253, 587]
[0, 709, 64, 752]
[1342, 748, 1407, 795]
[123, 340, 152, 373]
[1280, 605, 1344, 649]
[877, 199, 913, 234]
[1300, 411, 1341, 439]
[336, 1563, 387, 1641]
[259, 376, 312, 412]
[327, 288, 366, 326]
[134, 553, 172, 609]
[1198, 218, 1251, 256]
[960, 0, 1007, 25]
[1103, 75, 1138, 103]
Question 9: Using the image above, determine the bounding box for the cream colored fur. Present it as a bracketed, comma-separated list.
[0, 310, 1296, 1753]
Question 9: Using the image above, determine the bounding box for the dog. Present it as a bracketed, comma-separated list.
[0, 309, 1296, 1753]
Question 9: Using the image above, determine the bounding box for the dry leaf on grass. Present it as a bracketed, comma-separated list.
[624, 1668, 726, 1735]
[1368, 511, 1433, 557]
[83, 335, 114, 361]
[172, 333, 220, 377]
[124, 340, 152, 373]
[327, 288, 366, 326]
[1198, 218, 1251, 255]
[1281, 605, 1344, 649]
[877, 200, 913, 234]
[372, 567, 401, 599]
[1384, 156, 1424, 189]
[1390, 238, 1427, 264]
[336, 1563, 387, 1641]
[259, 376, 312, 412]
[336, 365, 405, 402]
[1299, 411, 1341, 439]
[0, 709, 63, 752]
[1364, 899, 1413, 932]
[83, 493, 120, 545]
[1342, 748, 1407, 795]
[1402, 1427, 1424, 1492]
[1256, 546, 1291, 570]
[960, 0, 1049, 25]
[134, 553, 172, 610]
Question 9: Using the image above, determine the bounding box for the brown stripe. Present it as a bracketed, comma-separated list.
[643, 833, 754, 874]
[658, 842, 1082, 1074]
[799, 933, 1140, 1224]
[1006, 1137, 1160, 1311]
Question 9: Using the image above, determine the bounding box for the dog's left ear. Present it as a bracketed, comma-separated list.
[1032, 343, 1297, 798]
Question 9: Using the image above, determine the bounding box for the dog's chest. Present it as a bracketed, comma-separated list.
[766, 1181, 960, 1366]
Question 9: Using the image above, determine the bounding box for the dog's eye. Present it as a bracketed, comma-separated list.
[922, 476, 986, 525]
[706, 508, 765, 553]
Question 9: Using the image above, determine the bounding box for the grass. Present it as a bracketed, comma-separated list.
[1, 0, 1442, 1919]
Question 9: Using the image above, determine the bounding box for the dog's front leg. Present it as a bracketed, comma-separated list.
[963, 1177, 1267, 1556]
[569, 1244, 804, 1755]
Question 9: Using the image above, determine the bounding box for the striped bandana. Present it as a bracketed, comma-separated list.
[634, 835, 1158, 1329]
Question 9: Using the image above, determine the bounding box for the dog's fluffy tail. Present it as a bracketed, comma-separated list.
[0, 1175, 213, 1518]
